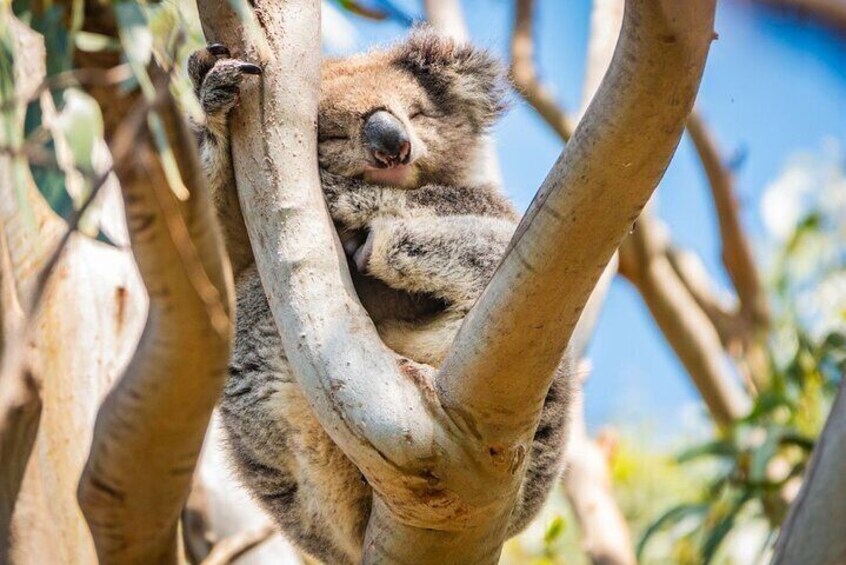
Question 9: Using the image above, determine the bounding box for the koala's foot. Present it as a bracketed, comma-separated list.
[188, 45, 262, 122]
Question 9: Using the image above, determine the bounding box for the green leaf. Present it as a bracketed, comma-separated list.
[677, 439, 737, 464]
[543, 516, 565, 546]
[56, 88, 102, 174]
[147, 111, 189, 200]
[637, 503, 708, 560]
[702, 493, 751, 564]
[75, 31, 121, 52]
[749, 426, 783, 483]
[115, 1, 155, 100]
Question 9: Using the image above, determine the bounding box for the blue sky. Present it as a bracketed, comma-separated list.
[329, 0, 846, 436]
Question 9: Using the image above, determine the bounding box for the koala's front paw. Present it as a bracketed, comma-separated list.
[188, 45, 262, 118]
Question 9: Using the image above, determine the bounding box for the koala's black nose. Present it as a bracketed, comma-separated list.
[363, 111, 411, 167]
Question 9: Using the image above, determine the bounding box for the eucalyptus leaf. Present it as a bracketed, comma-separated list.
[749, 426, 783, 484]
[677, 439, 737, 464]
[147, 111, 189, 200]
[637, 503, 708, 560]
[115, 1, 155, 100]
[75, 31, 121, 53]
[701, 493, 751, 564]
[56, 88, 102, 174]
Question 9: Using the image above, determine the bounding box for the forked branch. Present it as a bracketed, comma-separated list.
[198, 0, 715, 562]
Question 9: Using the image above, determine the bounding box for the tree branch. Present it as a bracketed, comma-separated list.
[423, 0, 469, 42]
[0, 229, 40, 562]
[756, 0, 846, 32]
[565, 368, 635, 565]
[686, 111, 769, 331]
[510, 0, 575, 141]
[773, 378, 846, 564]
[664, 245, 741, 345]
[618, 212, 750, 425]
[0, 13, 48, 557]
[439, 0, 717, 446]
[64, 4, 234, 563]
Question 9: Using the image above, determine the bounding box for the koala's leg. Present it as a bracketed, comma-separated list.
[377, 310, 465, 366]
[187, 46, 262, 275]
[359, 215, 515, 310]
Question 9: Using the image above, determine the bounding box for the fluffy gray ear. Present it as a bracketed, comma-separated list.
[393, 27, 508, 130]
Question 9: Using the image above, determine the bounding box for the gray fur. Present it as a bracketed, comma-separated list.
[189, 30, 570, 564]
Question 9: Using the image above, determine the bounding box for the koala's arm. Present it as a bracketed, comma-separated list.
[188, 46, 262, 276]
[361, 215, 515, 310]
[321, 170, 519, 230]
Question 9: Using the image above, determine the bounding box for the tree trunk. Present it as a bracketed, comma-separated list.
[772, 378, 846, 564]
[1, 8, 149, 563]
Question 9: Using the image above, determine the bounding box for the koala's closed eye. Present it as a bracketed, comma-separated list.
[319, 134, 350, 142]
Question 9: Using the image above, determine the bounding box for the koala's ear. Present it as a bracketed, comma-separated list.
[393, 28, 508, 130]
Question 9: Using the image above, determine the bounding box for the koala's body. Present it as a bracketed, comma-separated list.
[189, 31, 570, 564]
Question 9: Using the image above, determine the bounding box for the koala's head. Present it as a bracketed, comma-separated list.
[318, 29, 507, 188]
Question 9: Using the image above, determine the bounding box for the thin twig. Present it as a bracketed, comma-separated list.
[757, 0, 846, 32]
[687, 111, 770, 330]
[510, 0, 574, 141]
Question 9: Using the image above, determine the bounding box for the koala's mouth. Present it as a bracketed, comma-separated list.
[363, 164, 418, 188]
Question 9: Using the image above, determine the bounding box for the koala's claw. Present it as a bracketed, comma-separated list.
[238, 63, 263, 75]
[353, 232, 374, 275]
[206, 43, 231, 57]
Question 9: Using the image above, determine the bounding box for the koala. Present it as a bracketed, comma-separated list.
[188, 30, 570, 564]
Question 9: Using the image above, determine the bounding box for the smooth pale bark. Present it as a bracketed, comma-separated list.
[772, 378, 846, 564]
[561, 4, 634, 564]
[439, 0, 717, 449]
[1, 9, 149, 564]
[0, 14, 45, 556]
[200, 523, 275, 565]
[423, 0, 469, 42]
[0, 231, 39, 562]
[565, 374, 635, 565]
[64, 3, 234, 563]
